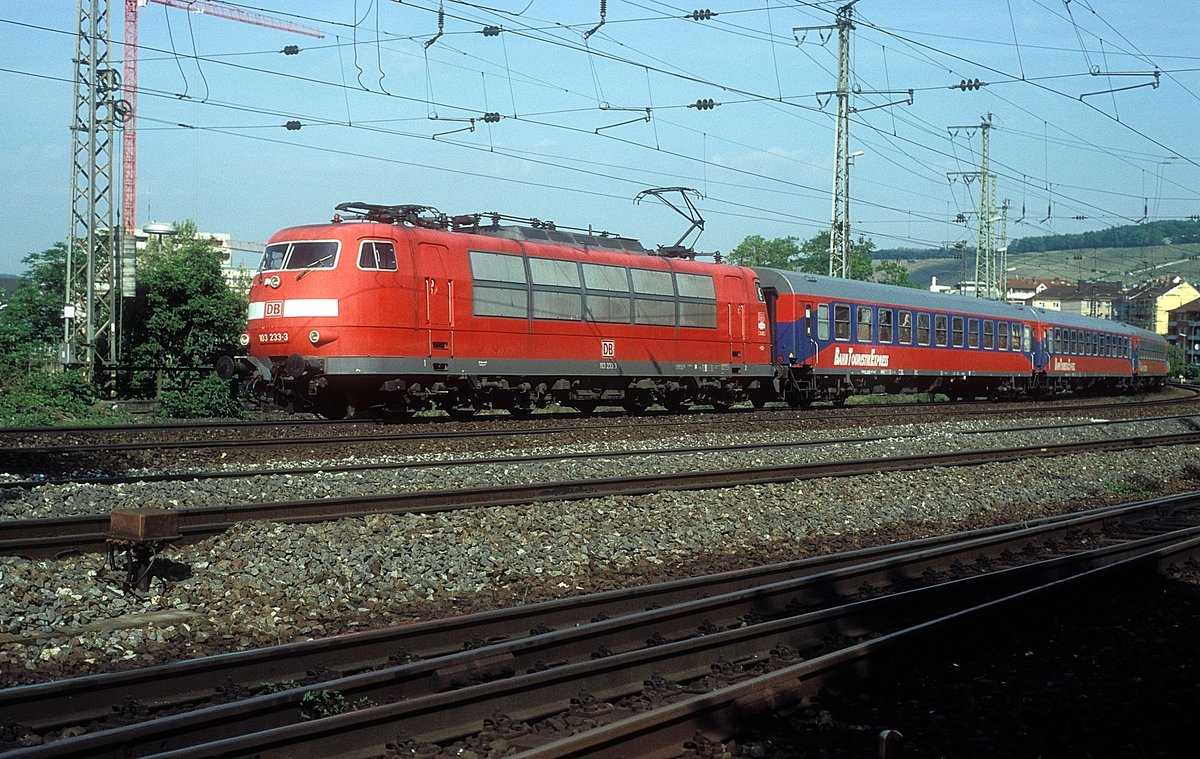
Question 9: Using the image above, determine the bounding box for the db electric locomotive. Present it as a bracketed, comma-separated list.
[227, 202, 1169, 419]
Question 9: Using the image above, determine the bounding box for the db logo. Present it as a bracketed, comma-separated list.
[264, 301, 284, 317]
[601, 340, 615, 358]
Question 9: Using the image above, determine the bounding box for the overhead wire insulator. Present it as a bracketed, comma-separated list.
[482, 112, 502, 123]
[285, 120, 302, 130]
[584, 0, 607, 39]
[689, 98, 717, 110]
[689, 9, 716, 21]
[282, 45, 301, 55]
[482, 25, 502, 37]
[952, 78, 985, 91]
[1072, 215, 1087, 221]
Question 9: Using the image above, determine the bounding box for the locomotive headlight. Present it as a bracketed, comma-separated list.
[239, 333, 250, 347]
[267, 275, 281, 289]
[309, 330, 321, 345]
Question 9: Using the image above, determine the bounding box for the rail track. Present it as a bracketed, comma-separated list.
[1, 412, 1195, 490]
[3, 430, 1199, 558]
[3, 387, 1196, 476]
[2, 492, 1196, 758]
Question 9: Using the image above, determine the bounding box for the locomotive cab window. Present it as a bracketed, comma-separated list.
[878, 309, 893, 344]
[934, 314, 948, 347]
[262, 241, 339, 272]
[358, 241, 397, 271]
[857, 306, 873, 342]
[952, 316, 965, 348]
[834, 304, 851, 341]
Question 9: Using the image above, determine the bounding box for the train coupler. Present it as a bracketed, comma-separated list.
[106, 509, 182, 593]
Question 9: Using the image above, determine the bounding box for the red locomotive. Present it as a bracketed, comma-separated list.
[227, 202, 1168, 418]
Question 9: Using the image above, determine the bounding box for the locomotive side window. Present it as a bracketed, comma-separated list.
[934, 314, 948, 346]
[857, 306, 873, 342]
[878, 309, 893, 344]
[677, 273, 717, 329]
[1022, 325, 1032, 352]
[582, 263, 632, 324]
[632, 269, 676, 326]
[967, 318, 979, 348]
[817, 304, 830, 341]
[983, 320, 994, 349]
[470, 250, 529, 319]
[952, 316, 965, 348]
[529, 257, 583, 321]
[898, 311, 912, 344]
[917, 313, 930, 345]
[833, 304, 851, 341]
[358, 241, 397, 271]
[998, 322, 1009, 350]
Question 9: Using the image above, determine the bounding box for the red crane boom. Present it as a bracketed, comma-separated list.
[121, 0, 323, 235]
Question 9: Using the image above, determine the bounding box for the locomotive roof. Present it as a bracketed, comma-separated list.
[755, 268, 1164, 342]
[465, 224, 650, 253]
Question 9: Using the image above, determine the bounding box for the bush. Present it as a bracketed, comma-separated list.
[0, 366, 116, 427]
[156, 372, 244, 419]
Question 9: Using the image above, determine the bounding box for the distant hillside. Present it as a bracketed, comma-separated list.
[881, 242, 1200, 291]
[874, 219, 1200, 289]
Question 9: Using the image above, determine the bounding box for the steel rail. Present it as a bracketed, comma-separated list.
[3, 387, 1194, 459]
[3, 495, 1195, 756]
[3, 431, 1199, 558]
[4, 412, 1196, 490]
[71, 525, 1200, 758]
[511, 535, 1200, 759]
[1, 495, 1184, 736]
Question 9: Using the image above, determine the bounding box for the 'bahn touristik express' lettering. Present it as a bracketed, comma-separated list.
[833, 347, 890, 368]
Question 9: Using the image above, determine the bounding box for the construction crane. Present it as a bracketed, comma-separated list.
[120, 0, 323, 238]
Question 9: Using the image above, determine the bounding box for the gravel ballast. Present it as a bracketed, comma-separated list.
[1, 432, 1198, 686]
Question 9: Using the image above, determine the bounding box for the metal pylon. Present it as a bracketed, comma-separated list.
[828, 3, 854, 278]
[64, 0, 120, 380]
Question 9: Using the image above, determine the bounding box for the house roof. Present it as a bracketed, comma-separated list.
[1035, 281, 1122, 301]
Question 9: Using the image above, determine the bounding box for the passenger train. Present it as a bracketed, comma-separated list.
[224, 202, 1169, 418]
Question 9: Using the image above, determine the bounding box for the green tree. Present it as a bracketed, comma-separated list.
[727, 235, 802, 268]
[794, 231, 874, 280]
[729, 231, 874, 280]
[1168, 344, 1199, 380]
[0, 243, 67, 359]
[122, 221, 246, 403]
[873, 260, 918, 288]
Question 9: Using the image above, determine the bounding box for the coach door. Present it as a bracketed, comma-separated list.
[723, 275, 748, 367]
[418, 242, 453, 357]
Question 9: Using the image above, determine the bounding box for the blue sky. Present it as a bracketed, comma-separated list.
[1, 1, 1197, 276]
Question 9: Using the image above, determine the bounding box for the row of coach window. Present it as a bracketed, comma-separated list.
[1045, 326, 1132, 358]
[818, 303, 1136, 358]
[818, 303, 1033, 352]
[469, 250, 719, 329]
